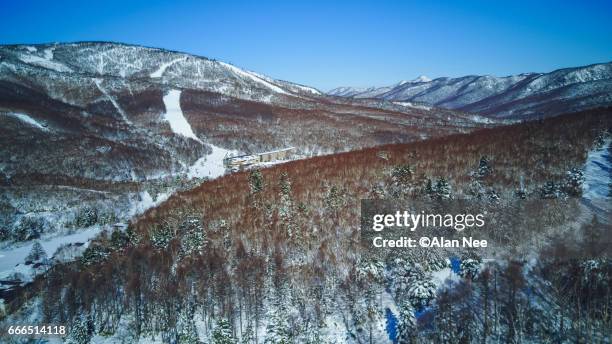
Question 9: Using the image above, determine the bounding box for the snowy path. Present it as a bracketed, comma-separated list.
[162, 90, 201, 142]
[150, 57, 187, 78]
[187, 144, 237, 179]
[581, 138, 611, 220]
[94, 79, 132, 124]
[3, 112, 49, 131]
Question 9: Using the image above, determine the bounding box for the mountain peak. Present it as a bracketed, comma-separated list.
[411, 75, 432, 83]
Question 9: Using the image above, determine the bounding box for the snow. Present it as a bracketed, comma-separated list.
[0, 226, 102, 282]
[94, 79, 132, 124]
[469, 114, 494, 124]
[4, 112, 49, 131]
[581, 138, 611, 218]
[411, 75, 432, 83]
[218, 61, 288, 94]
[18, 54, 73, 73]
[187, 144, 237, 179]
[162, 90, 201, 142]
[43, 47, 54, 60]
[393, 101, 433, 111]
[292, 84, 322, 95]
[129, 191, 171, 217]
[430, 267, 460, 289]
[150, 57, 187, 78]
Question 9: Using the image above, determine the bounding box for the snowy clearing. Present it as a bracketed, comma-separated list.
[4, 112, 49, 131]
[150, 57, 187, 78]
[162, 89, 201, 142]
[18, 54, 72, 73]
[187, 144, 237, 179]
[0, 226, 102, 282]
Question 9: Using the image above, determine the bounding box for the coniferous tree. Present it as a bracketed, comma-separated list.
[180, 216, 206, 257]
[241, 323, 255, 344]
[396, 301, 417, 344]
[540, 181, 559, 199]
[391, 164, 415, 197]
[109, 229, 129, 251]
[563, 167, 585, 197]
[25, 241, 47, 262]
[435, 178, 452, 200]
[478, 155, 493, 178]
[212, 318, 236, 344]
[177, 307, 199, 344]
[248, 169, 264, 194]
[408, 278, 437, 309]
[460, 259, 481, 280]
[66, 315, 91, 344]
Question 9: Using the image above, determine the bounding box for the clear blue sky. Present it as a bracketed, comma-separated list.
[1, 0, 611, 90]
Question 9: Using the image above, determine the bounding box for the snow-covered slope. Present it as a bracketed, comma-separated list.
[328, 62, 612, 118]
[1, 41, 495, 259]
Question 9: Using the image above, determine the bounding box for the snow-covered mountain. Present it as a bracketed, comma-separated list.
[0, 42, 492, 254]
[328, 62, 612, 118]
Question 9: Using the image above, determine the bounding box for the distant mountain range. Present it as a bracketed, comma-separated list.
[328, 62, 612, 118]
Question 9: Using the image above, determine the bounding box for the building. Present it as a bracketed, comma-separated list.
[223, 147, 295, 170]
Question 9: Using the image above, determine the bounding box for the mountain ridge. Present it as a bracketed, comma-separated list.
[328, 61, 612, 118]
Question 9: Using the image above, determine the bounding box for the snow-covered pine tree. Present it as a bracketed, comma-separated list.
[391, 164, 415, 197]
[241, 323, 255, 344]
[109, 229, 129, 251]
[180, 216, 206, 258]
[248, 169, 264, 194]
[13, 216, 43, 241]
[212, 318, 236, 344]
[324, 185, 343, 211]
[149, 223, 173, 250]
[66, 315, 91, 344]
[563, 167, 585, 197]
[25, 241, 47, 263]
[74, 206, 98, 228]
[424, 178, 435, 198]
[477, 156, 492, 178]
[540, 181, 559, 199]
[80, 244, 109, 266]
[177, 307, 199, 344]
[459, 259, 480, 280]
[302, 320, 322, 344]
[408, 278, 437, 308]
[264, 293, 291, 344]
[435, 178, 452, 200]
[396, 301, 417, 344]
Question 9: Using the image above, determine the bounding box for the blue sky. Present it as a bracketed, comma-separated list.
[1, 0, 611, 90]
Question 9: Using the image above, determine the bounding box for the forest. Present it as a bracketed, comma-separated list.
[1, 107, 611, 343]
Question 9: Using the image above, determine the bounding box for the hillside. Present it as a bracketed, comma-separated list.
[0, 42, 494, 259]
[2, 108, 610, 343]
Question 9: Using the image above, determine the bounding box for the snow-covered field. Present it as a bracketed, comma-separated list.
[0, 226, 101, 283]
